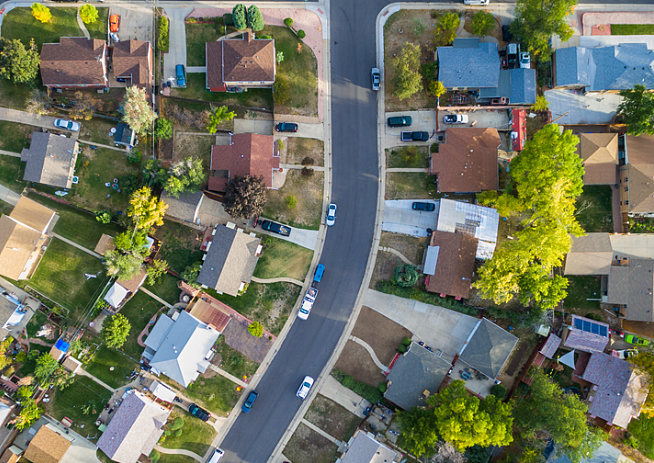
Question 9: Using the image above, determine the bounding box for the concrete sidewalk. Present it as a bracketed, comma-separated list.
[319, 375, 371, 419]
[0, 185, 20, 206]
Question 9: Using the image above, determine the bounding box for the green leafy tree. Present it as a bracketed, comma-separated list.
[297, 30, 306, 39]
[470, 11, 495, 37]
[102, 314, 131, 349]
[34, 354, 59, 384]
[532, 94, 549, 112]
[164, 157, 206, 198]
[0, 337, 13, 370]
[31, 3, 51, 23]
[146, 259, 168, 285]
[0, 38, 40, 84]
[16, 386, 33, 402]
[96, 212, 111, 224]
[393, 264, 419, 287]
[248, 321, 264, 338]
[155, 118, 173, 140]
[14, 399, 43, 430]
[247, 5, 264, 31]
[618, 84, 654, 136]
[232, 4, 247, 30]
[222, 175, 267, 219]
[434, 12, 460, 46]
[206, 106, 236, 134]
[143, 159, 169, 188]
[122, 86, 157, 136]
[475, 124, 584, 309]
[628, 351, 654, 417]
[129, 186, 168, 231]
[104, 250, 143, 280]
[393, 42, 423, 101]
[427, 81, 446, 97]
[276, 51, 284, 64]
[181, 262, 202, 289]
[114, 230, 147, 253]
[79, 4, 98, 24]
[511, 0, 576, 62]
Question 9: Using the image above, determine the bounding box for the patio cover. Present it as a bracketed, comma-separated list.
[104, 282, 129, 308]
[558, 350, 577, 369]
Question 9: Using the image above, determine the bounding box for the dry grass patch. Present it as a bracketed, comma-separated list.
[385, 172, 437, 199]
[264, 170, 323, 230]
[284, 138, 324, 166]
[304, 395, 362, 442]
[283, 423, 339, 463]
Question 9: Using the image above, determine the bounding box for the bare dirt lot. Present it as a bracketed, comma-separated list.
[283, 137, 324, 166]
[264, 170, 323, 230]
[334, 341, 386, 387]
[370, 233, 428, 288]
[352, 306, 413, 365]
[304, 395, 362, 442]
[284, 422, 339, 463]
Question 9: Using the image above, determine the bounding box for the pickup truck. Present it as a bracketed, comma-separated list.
[298, 287, 317, 320]
[261, 220, 291, 236]
[401, 131, 429, 142]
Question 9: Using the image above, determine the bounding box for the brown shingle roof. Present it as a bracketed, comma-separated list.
[430, 128, 500, 192]
[210, 133, 278, 188]
[189, 296, 232, 332]
[117, 267, 147, 293]
[21, 132, 79, 188]
[112, 40, 153, 89]
[206, 33, 275, 88]
[577, 133, 619, 185]
[425, 231, 477, 299]
[623, 134, 654, 213]
[40, 37, 107, 87]
[24, 425, 72, 463]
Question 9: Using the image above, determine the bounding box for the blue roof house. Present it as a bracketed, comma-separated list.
[437, 38, 500, 89]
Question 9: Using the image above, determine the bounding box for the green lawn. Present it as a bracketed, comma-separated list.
[145, 272, 182, 305]
[1, 7, 83, 52]
[185, 373, 240, 416]
[612, 24, 654, 35]
[26, 192, 126, 250]
[171, 73, 273, 109]
[214, 336, 259, 379]
[0, 80, 35, 110]
[0, 121, 33, 153]
[153, 220, 204, 274]
[85, 8, 109, 40]
[25, 311, 49, 338]
[78, 118, 117, 145]
[118, 290, 162, 359]
[0, 202, 13, 217]
[385, 172, 438, 199]
[628, 414, 654, 459]
[386, 146, 429, 168]
[253, 235, 312, 281]
[185, 22, 221, 67]
[576, 185, 613, 233]
[0, 155, 27, 193]
[85, 344, 138, 389]
[563, 275, 601, 312]
[158, 455, 197, 463]
[47, 376, 112, 435]
[28, 238, 108, 320]
[264, 170, 323, 230]
[161, 407, 216, 456]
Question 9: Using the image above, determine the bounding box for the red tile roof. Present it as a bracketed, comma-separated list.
[210, 134, 278, 188]
[206, 33, 275, 89]
[41, 38, 107, 87]
[112, 40, 153, 89]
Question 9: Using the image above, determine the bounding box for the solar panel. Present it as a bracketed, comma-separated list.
[591, 324, 599, 334]
[583, 320, 591, 332]
[599, 326, 607, 336]
[574, 318, 583, 329]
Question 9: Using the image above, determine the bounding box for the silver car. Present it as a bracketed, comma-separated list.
[371, 68, 380, 91]
[54, 119, 80, 132]
[326, 203, 337, 226]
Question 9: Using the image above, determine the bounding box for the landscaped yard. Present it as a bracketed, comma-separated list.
[160, 407, 216, 456]
[214, 336, 259, 379]
[118, 290, 163, 359]
[0, 80, 35, 110]
[170, 73, 273, 109]
[284, 138, 324, 166]
[184, 371, 240, 416]
[386, 146, 429, 168]
[370, 232, 428, 289]
[576, 185, 614, 233]
[1, 7, 83, 51]
[46, 376, 112, 435]
[612, 24, 654, 35]
[0, 121, 33, 153]
[78, 118, 117, 146]
[153, 220, 204, 274]
[253, 235, 313, 281]
[0, 155, 27, 193]
[145, 273, 182, 305]
[158, 455, 197, 463]
[385, 172, 438, 199]
[84, 344, 138, 389]
[628, 414, 654, 460]
[264, 170, 323, 230]
[28, 238, 108, 320]
[563, 275, 601, 312]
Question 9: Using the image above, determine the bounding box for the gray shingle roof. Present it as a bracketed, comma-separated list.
[114, 123, 135, 147]
[607, 259, 654, 322]
[510, 68, 536, 104]
[161, 191, 203, 223]
[341, 431, 396, 463]
[458, 318, 518, 378]
[437, 39, 500, 88]
[20, 132, 79, 188]
[554, 47, 590, 87]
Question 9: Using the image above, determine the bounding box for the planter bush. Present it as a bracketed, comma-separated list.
[298, 30, 306, 39]
[401, 337, 411, 346]
[284, 17, 293, 27]
[378, 382, 388, 393]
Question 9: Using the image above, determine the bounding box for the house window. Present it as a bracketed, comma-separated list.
[625, 186, 628, 191]
[626, 200, 629, 205]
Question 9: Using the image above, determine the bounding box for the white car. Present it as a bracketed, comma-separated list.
[296, 376, 314, 399]
[613, 349, 638, 360]
[207, 448, 224, 463]
[54, 119, 80, 132]
[326, 203, 337, 226]
[298, 287, 317, 320]
[519, 52, 531, 69]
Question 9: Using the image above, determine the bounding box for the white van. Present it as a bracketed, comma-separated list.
[208, 448, 225, 463]
[464, 0, 489, 5]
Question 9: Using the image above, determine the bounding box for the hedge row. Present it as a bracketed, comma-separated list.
[375, 280, 479, 316]
[332, 370, 383, 403]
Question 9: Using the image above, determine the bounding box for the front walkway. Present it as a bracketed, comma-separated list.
[0, 185, 20, 206]
[318, 375, 371, 419]
[251, 276, 304, 286]
[155, 446, 202, 462]
[52, 233, 102, 258]
[207, 364, 248, 388]
[77, 367, 117, 393]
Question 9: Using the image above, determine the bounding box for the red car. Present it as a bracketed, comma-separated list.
[110, 14, 120, 33]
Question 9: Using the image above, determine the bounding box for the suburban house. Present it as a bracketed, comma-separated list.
[21, 132, 79, 189]
[429, 128, 500, 193]
[197, 223, 262, 296]
[423, 230, 477, 299]
[97, 390, 171, 463]
[564, 233, 654, 322]
[142, 310, 219, 387]
[437, 38, 536, 104]
[208, 133, 279, 192]
[206, 32, 275, 92]
[549, 442, 626, 463]
[573, 351, 648, 429]
[103, 268, 148, 310]
[561, 315, 610, 353]
[114, 123, 136, 149]
[553, 42, 654, 92]
[22, 424, 73, 463]
[161, 191, 204, 224]
[0, 289, 33, 340]
[385, 342, 452, 409]
[0, 446, 22, 463]
[111, 40, 153, 89]
[576, 133, 621, 185]
[0, 197, 56, 280]
[619, 134, 654, 217]
[40, 37, 108, 89]
[340, 430, 396, 463]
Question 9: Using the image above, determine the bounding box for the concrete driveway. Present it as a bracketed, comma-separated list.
[545, 88, 622, 125]
[254, 219, 319, 250]
[385, 110, 436, 149]
[437, 108, 511, 132]
[364, 290, 479, 364]
[274, 122, 324, 141]
[234, 118, 275, 136]
[162, 7, 193, 86]
[382, 199, 438, 237]
[109, 5, 154, 43]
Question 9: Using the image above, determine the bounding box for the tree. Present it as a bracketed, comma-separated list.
[114, 231, 148, 253]
[16, 386, 33, 403]
[0, 38, 40, 84]
[146, 259, 168, 285]
[284, 17, 293, 27]
[128, 186, 167, 231]
[222, 175, 267, 219]
[470, 11, 495, 37]
[14, 399, 43, 430]
[143, 159, 169, 188]
[206, 106, 236, 134]
[155, 118, 173, 140]
[617, 84, 654, 136]
[532, 94, 549, 112]
[514, 370, 602, 463]
[0, 337, 13, 371]
[628, 351, 654, 417]
[34, 354, 59, 384]
[297, 30, 306, 39]
[26, 89, 51, 115]
[102, 314, 131, 349]
[69, 91, 101, 121]
[394, 264, 419, 287]
[248, 321, 264, 338]
[274, 77, 290, 105]
[474, 124, 584, 309]
[511, 0, 576, 62]
[392, 42, 423, 101]
[232, 4, 247, 30]
[105, 249, 143, 280]
[96, 211, 111, 224]
[31, 3, 51, 23]
[434, 12, 460, 46]
[164, 157, 206, 198]
[427, 81, 446, 97]
[276, 51, 284, 64]
[247, 5, 264, 31]
[122, 86, 157, 136]
[181, 262, 202, 289]
[80, 4, 98, 24]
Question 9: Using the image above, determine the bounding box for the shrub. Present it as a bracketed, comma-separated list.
[258, 34, 272, 39]
[398, 344, 407, 353]
[277, 140, 284, 151]
[15, 351, 27, 363]
[302, 157, 314, 166]
[532, 94, 549, 112]
[401, 337, 412, 346]
[284, 17, 293, 27]
[164, 430, 171, 437]
[285, 195, 297, 209]
[232, 4, 247, 30]
[174, 429, 183, 437]
[301, 167, 314, 177]
[393, 264, 419, 287]
[248, 321, 264, 338]
[31, 3, 51, 23]
[378, 382, 388, 393]
[469, 10, 495, 38]
[298, 29, 306, 39]
[169, 417, 184, 430]
[413, 19, 426, 36]
[332, 370, 383, 403]
[490, 384, 507, 400]
[223, 13, 233, 25]
[273, 77, 290, 105]
[80, 4, 98, 24]
[150, 450, 160, 463]
[158, 16, 169, 52]
[247, 5, 264, 31]
[428, 81, 446, 97]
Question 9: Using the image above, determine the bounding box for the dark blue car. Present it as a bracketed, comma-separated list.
[242, 390, 259, 413]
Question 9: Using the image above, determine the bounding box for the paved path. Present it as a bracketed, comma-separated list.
[300, 418, 343, 446]
[0, 185, 20, 206]
[379, 246, 416, 266]
[251, 276, 304, 287]
[385, 167, 426, 173]
[140, 287, 174, 309]
[77, 368, 117, 393]
[318, 375, 371, 419]
[254, 220, 319, 251]
[273, 120, 324, 141]
[0, 107, 78, 139]
[208, 364, 248, 388]
[348, 335, 389, 373]
[52, 233, 102, 258]
[186, 66, 207, 73]
[77, 139, 130, 152]
[76, 10, 90, 39]
[0, 149, 20, 158]
[155, 446, 202, 462]
[280, 164, 326, 172]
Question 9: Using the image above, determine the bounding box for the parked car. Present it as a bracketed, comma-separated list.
[412, 202, 435, 212]
[313, 264, 325, 283]
[464, 0, 489, 4]
[242, 390, 259, 413]
[625, 335, 650, 346]
[189, 403, 210, 421]
[614, 349, 638, 360]
[54, 119, 80, 131]
[298, 287, 317, 320]
[261, 220, 291, 236]
[296, 376, 314, 400]
[207, 448, 225, 463]
[276, 122, 299, 133]
[401, 131, 429, 142]
[110, 14, 120, 32]
[176, 64, 186, 87]
[387, 116, 412, 128]
[610, 328, 625, 338]
[502, 25, 513, 42]
[326, 203, 337, 226]
[443, 114, 469, 124]
[371, 67, 380, 91]
[519, 52, 531, 69]
[507, 43, 519, 69]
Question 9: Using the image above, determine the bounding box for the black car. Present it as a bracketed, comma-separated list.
[261, 220, 291, 236]
[502, 25, 513, 42]
[189, 403, 210, 421]
[276, 122, 299, 133]
[412, 202, 435, 212]
[401, 131, 429, 142]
